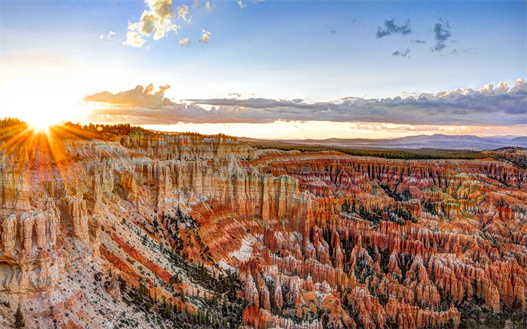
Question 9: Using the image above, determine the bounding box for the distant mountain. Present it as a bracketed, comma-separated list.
[512, 136, 527, 144]
[271, 134, 527, 151]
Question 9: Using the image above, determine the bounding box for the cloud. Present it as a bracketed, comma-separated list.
[392, 48, 410, 58]
[227, 92, 256, 98]
[123, 0, 180, 47]
[413, 39, 426, 44]
[179, 38, 191, 47]
[237, 0, 246, 8]
[124, 32, 148, 47]
[431, 20, 451, 52]
[84, 80, 527, 126]
[376, 19, 411, 38]
[100, 30, 116, 40]
[178, 5, 190, 22]
[84, 84, 172, 108]
[201, 29, 211, 42]
[205, 1, 211, 10]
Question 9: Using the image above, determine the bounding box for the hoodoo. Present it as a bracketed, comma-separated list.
[0, 128, 526, 328]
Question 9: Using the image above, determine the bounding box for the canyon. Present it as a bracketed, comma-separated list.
[0, 125, 526, 328]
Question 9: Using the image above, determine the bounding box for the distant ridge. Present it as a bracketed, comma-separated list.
[249, 134, 527, 151]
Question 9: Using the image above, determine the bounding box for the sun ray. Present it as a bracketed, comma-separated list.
[1, 120, 101, 202]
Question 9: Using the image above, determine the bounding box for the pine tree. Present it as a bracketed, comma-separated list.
[14, 304, 24, 328]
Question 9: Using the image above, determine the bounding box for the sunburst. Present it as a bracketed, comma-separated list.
[0, 120, 104, 197]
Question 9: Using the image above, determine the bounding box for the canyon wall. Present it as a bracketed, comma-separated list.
[0, 131, 526, 328]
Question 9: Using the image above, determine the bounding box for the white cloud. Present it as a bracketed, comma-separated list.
[178, 5, 191, 22]
[101, 31, 116, 40]
[179, 38, 191, 47]
[124, 30, 147, 47]
[201, 29, 211, 42]
[123, 0, 179, 47]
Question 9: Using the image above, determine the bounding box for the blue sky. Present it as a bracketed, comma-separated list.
[0, 0, 525, 138]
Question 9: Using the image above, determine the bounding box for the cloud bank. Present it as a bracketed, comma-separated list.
[84, 80, 527, 126]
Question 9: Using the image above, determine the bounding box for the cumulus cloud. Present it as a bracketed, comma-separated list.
[84, 80, 527, 126]
[376, 19, 411, 38]
[85, 84, 172, 108]
[431, 20, 451, 52]
[123, 0, 180, 47]
[124, 32, 148, 47]
[237, 0, 246, 8]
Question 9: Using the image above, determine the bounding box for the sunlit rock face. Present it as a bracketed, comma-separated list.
[0, 129, 526, 329]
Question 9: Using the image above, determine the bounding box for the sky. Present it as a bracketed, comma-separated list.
[0, 0, 526, 139]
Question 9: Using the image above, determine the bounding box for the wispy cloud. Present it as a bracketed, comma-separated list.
[431, 20, 451, 52]
[227, 92, 256, 98]
[179, 38, 191, 47]
[84, 80, 527, 126]
[392, 48, 410, 58]
[100, 30, 116, 40]
[178, 5, 191, 22]
[376, 19, 411, 38]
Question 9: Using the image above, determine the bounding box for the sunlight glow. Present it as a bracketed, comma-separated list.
[25, 115, 57, 133]
[141, 121, 527, 140]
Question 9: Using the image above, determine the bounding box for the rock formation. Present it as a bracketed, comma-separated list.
[0, 128, 526, 328]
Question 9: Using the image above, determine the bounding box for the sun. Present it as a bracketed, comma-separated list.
[25, 116, 58, 133]
[20, 105, 65, 133]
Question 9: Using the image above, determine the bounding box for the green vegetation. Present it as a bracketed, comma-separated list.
[0, 118, 29, 143]
[493, 147, 527, 169]
[59, 122, 154, 140]
[115, 206, 245, 329]
[247, 140, 491, 160]
[117, 257, 245, 328]
[341, 201, 417, 225]
[14, 304, 24, 328]
[0, 117, 25, 130]
[422, 200, 439, 216]
[161, 206, 213, 263]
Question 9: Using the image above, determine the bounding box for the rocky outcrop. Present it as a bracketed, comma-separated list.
[64, 194, 89, 242]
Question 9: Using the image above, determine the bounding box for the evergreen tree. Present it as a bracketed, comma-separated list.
[14, 304, 24, 328]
